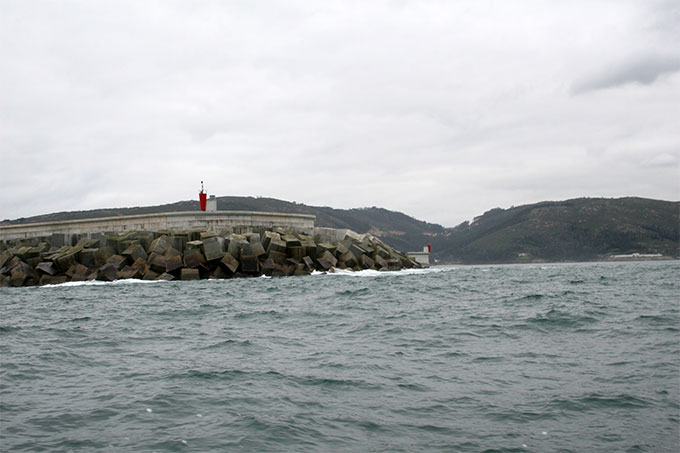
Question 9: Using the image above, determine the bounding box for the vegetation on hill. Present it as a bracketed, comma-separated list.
[3, 197, 678, 264]
[429, 197, 679, 263]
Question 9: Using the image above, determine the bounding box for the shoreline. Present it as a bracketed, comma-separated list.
[431, 256, 678, 266]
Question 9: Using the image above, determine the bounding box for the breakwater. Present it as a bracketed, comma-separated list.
[0, 225, 421, 287]
[0, 211, 316, 241]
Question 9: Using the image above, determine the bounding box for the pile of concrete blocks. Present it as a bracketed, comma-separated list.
[0, 227, 421, 287]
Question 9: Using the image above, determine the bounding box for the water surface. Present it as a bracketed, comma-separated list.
[1, 261, 678, 451]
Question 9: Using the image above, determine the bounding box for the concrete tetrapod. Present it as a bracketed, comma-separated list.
[0, 225, 421, 286]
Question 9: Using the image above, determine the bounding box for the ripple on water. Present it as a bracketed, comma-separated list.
[549, 393, 655, 413]
[527, 308, 599, 328]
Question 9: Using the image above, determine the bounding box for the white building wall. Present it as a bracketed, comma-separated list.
[407, 251, 430, 267]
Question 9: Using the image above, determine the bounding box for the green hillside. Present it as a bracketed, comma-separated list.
[429, 197, 679, 263]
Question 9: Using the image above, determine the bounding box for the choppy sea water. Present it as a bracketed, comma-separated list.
[1, 261, 678, 452]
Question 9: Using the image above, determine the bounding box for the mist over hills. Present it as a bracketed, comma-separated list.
[3, 197, 678, 264]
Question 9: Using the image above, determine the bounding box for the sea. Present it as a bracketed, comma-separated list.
[1, 261, 678, 452]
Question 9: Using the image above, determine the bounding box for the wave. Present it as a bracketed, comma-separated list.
[549, 393, 653, 412]
[527, 309, 598, 328]
[0, 325, 22, 333]
[202, 339, 254, 350]
[171, 369, 381, 391]
[312, 266, 454, 278]
[31, 267, 449, 288]
[634, 314, 673, 324]
[36, 279, 171, 288]
[522, 294, 545, 300]
[233, 310, 284, 320]
[335, 287, 371, 296]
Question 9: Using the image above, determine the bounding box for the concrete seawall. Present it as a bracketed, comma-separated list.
[0, 211, 316, 242]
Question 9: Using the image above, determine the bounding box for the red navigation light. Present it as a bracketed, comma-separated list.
[199, 181, 207, 211]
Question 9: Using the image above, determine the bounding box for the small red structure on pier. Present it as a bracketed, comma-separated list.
[199, 181, 207, 211]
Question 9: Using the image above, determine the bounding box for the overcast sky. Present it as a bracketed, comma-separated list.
[1, 0, 678, 227]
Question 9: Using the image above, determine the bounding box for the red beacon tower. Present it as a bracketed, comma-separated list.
[199, 181, 207, 211]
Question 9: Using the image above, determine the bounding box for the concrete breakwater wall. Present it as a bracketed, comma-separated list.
[0, 211, 316, 241]
[0, 226, 421, 287]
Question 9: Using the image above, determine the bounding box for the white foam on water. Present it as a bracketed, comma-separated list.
[32, 266, 454, 288]
[327, 268, 383, 277]
[37, 279, 171, 289]
[312, 266, 454, 278]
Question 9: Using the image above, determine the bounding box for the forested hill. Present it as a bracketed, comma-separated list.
[3, 196, 678, 264]
[429, 197, 679, 263]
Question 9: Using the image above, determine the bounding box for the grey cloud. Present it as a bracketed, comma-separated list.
[572, 53, 680, 94]
[1, 1, 679, 226]
[640, 152, 679, 168]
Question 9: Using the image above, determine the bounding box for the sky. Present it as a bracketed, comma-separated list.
[1, 0, 679, 227]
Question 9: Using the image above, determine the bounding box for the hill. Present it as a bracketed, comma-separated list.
[3, 196, 678, 263]
[429, 197, 679, 263]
